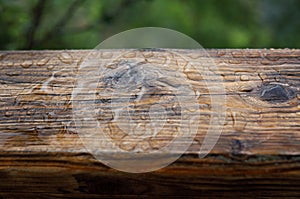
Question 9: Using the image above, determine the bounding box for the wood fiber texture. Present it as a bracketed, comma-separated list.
[0, 49, 299, 198]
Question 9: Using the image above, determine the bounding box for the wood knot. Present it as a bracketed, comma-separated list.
[259, 83, 295, 103]
[231, 139, 243, 155]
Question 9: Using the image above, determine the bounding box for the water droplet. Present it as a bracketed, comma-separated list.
[188, 54, 201, 59]
[265, 53, 280, 61]
[26, 109, 35, 116]
[119, 139, 136, 151]
[47, 65, 55, 70]
[142, 51, 154, 58]
[231, 51, 242, 58]
[139, 141, 151, 151]
[233, 112, 247, 131]
[246, 60, 257, 65]
[6, 61, 13, 67]
[240, 75, 249, 81]
[21, 60, 33, 68]
[176, 57, 188, 69]
[123, 52, 136, 58]
[101, 52, 113, 59]
[184, 64, 202, 81]
[37, 57, 49, 66]
[6, 71, 20, 76]
[59, 52, 73, 64]
[1, 84, 8, 89]
[104, 124, 126, 140]
[260, 60, 272, 65]
[258, 73, 267, 81]
[172, 102, 181, 115]
[195, 90, 201, 99]
[228, 59, 241, 64]
[5, 109, 13, 117]
[238, 85, 253, 92]
[217, 50, 226, 57]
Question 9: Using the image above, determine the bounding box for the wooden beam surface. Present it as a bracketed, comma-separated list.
[0, 49, 299, 198]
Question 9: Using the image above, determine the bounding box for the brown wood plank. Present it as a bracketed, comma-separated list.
[0, 49, 299, 197]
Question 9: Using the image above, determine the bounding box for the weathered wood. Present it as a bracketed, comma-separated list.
[0, 49, 299, 198]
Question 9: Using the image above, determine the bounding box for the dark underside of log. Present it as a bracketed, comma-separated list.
[0, 49, 299, 198]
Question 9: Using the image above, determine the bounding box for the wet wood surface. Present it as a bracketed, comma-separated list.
[0, 49, 299, 198]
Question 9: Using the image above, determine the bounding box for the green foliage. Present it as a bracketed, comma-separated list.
[0, 0, 299, 50]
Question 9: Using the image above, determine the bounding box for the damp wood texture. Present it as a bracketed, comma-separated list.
[0, 49, 299, 198]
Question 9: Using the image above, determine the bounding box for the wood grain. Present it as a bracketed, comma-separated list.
[0, 49, 299, 198]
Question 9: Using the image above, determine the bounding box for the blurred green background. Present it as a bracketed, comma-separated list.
[0, 0, 299, 50]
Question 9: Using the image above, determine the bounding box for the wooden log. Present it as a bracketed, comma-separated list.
[0, 49, 299, 198]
